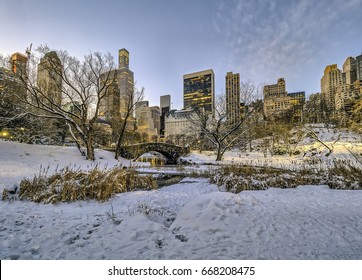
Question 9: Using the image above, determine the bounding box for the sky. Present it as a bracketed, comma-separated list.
[1, 0, 362, 110]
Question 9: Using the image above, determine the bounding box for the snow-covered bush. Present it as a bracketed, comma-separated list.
[15, 166, 157, 203]
[210, 160, 362, 193]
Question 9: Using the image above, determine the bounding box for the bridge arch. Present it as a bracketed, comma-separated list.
[119, 142, 190, 164]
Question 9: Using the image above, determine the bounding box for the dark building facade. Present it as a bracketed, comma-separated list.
[183, 69, 214, 114]
[287, 91, 306, 122]
[160, 94, 171, 138]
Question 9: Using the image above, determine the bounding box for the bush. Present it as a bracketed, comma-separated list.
[15, 166, 157, 203]
[210, 160, 362, 193]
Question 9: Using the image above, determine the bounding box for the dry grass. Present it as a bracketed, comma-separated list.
[4, 158, 362, 203]
[210, 159, 362, 193]
[16, 166, 157, 203]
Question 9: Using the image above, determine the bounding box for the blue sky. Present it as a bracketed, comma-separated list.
[1, 0, 362, 109]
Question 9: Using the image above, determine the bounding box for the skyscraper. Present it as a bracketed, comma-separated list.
[225, 72, 240, 125]
[37, 51, 63, 106]
[100, 48, 134, 120]
[138, 106, 160, 135]
[118, 48, 134, 117]
[343, 57, 357, 85]
[160, 94, 171, 138]
[321, 64, 342, 112]
[333, 54, 362, 117]
[160, 94, 171, 110]
[183, 69, 214, 114]
[118, 48, 129, 69]
[0, 51, 28, 119]
[135, 100, 149, 120]
[356, 54, 362, 81]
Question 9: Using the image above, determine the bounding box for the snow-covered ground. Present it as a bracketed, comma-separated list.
[1, 127, 362, 260]
[0, 140, 135, 193]
[181, 126, 362, 171]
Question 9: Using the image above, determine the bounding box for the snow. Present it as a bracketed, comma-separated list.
[1, 133, 362, 260]
[181, 125, 362, 171]
[0, 140, 141, 193]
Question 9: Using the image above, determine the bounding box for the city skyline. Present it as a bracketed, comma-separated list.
[1, 0, 362, 110]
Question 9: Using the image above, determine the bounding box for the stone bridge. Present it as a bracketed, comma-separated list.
[119, 142, 190, 164]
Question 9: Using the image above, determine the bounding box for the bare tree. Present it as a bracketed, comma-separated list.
[350, 98, 362, 140]
[113, 85, 144, 159]
[0, 54, 34, 131]
[239, 81, 264, 151]
[240, 80, 263, 105]
[0, 54, 11, 68]
[305, 127, 336, 156]
[11, 45, 117, 160]
[189, 93, 261, 161]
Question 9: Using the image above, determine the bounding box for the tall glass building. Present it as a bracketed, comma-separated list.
[160, 94, 171, 138]
[183, 69, 214, 114]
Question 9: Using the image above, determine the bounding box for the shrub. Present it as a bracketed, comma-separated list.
[211, 160, 362, 193]
[16, 166, 157, 203]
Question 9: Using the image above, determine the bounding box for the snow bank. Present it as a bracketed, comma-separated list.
[0, 140, 135, 193]
[1, 179, 362, 259]
[1, 139, 362, 260]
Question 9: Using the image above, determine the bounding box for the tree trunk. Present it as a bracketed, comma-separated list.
[86, 135, 95, 161]
[115, 119, 127, 160]
[215, 143, 223, 161]
[248, 130, 253, 152]
[67, 124, 85, 157]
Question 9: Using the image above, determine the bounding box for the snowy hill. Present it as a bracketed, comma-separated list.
[1, 136, 362, 260]
[0, 140, 132, 193]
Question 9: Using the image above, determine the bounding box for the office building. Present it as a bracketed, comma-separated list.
[324, 54, 362, 120]
[165, 109, 196, 144]
[99, 48, 134, 120]
[37, 51, 63, 106]
[138, 105, 160, 137]
[356, 54, 362, 81]
[225, 72, 241, 125]
[160, 94, 171, 109]
[263, 78, 287, 118]
[343, 57, 357, 85]
[183, 69, 214, 114]
[0, 67, 24, 105]
[135, 100, 149, 120]
[0, 51, 28, 120]
[321, 64, 342, 112]
[287, 91, 305, 122]
[118, 49, 134, 116]
[263, 78, 305, 122]
[160, 94, 171, 138]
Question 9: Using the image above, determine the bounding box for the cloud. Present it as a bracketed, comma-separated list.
[213, 0, 362, 92]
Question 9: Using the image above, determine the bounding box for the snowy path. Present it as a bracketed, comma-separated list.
[1, 178, 362, 260]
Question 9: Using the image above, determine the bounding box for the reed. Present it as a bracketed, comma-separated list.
[210, 160, 362, 193]
[17, 166, 157, 203]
